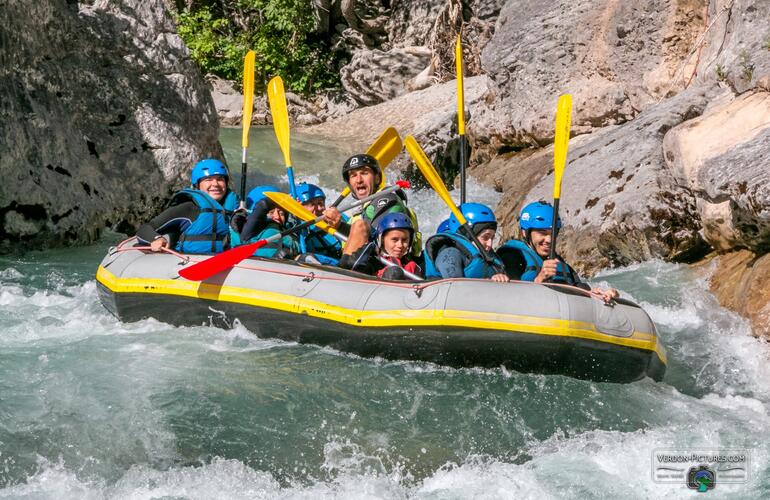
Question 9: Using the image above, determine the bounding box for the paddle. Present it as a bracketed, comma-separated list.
[239, 50, 256, 206]
[178, 181, 410, 281]
[404, 135, 503, 272]
[455, 33, 467, 205]
[267, 75, 307, 252]
[267, 76, 298, 199]
[330, 127, 403, 207]
[550, 94, 572, 260]
[268, 190, 422, 281]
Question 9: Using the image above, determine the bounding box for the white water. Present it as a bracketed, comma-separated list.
[2, 131, 769, 498]
[2, 236, 769, 499]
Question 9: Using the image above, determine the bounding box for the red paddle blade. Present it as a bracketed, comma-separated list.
[177, 240, 267, 281]
[395, 180, 411, 189]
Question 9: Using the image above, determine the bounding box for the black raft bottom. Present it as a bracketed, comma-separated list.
[98, 284, 663, 384]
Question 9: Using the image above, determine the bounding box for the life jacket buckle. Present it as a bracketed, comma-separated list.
[302, 272, 315, 283]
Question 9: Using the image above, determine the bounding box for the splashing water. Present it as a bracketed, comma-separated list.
[1, 132, 769, 499]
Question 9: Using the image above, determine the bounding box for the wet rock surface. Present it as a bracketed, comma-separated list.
[0, 0, 219, 251]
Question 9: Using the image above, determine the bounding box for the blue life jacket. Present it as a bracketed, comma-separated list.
[301, 226, 343, 260]
[172, 189, 237, 254]
[423, 232, 503, 279]
[496, 239, 574, 284]
[244, 221, 299, 259]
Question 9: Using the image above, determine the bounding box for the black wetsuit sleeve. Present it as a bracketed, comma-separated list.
[337, 220, 351, 237]
[497, 247, 528, 280]
[136, 202, 198, 244]
[566, 263, 591, 291]
[338, 241, 380, 275]
[240, 199, 271, 242]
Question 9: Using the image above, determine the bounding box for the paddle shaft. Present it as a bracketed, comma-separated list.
[459, 135, 467, 204]
[549, 94, 572, 261]
[269, 182, 406, 244]
[240, 149, 248, 202]
[456, 34, 467, 205]
[240, 50, 256, 205]
[326, 232, 421, 281]
[549, 198, 560, 260]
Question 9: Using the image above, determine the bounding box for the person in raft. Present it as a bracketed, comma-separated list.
[293, 182, 346, 265]
[422, 203, 509, 282]
[136, 158, 239, 254]
[321, 153, 422, 270]
[236, 185, 300, 259]
[338, 212, 422, 280]
[496, 201, 619, 303]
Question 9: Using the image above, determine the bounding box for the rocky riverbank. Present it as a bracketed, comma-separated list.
[3, 0, 768, 336]
[296, 0, 770, 336]
[0, 0, 220, 251]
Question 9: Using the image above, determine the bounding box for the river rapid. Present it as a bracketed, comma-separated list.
[1, 129, 769, 499]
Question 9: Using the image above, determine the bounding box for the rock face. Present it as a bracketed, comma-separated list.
[496, 87, 712, 276]
[340, 46, 433, 106]
[0, 0, 219, 251]
[472, 0, 705, 157]
[694, 0, 770, 93]
[707, 250, 770, 338]
[301, 75, 490, 180]
[663, 90, 770, 253]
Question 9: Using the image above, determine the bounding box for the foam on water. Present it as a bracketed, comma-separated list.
[3, 181, 770, 497]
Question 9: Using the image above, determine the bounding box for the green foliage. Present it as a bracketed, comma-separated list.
[738, 49, 754, 82]
[715, 64, 728, 82]
[175, 0, 341, 94]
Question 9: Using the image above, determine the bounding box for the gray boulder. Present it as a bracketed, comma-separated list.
[340, 46, 434, 106]
[472, 0, 705, 155]
[663, 90, 770, 253]
[0, 0, 219, 251]
[301, 75, 490, 176]
[495, 87, 712, 276]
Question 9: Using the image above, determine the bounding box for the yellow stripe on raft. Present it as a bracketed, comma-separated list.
[96, 266, 667, 365]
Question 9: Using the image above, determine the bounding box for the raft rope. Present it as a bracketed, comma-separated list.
[111, 237, 596, 297]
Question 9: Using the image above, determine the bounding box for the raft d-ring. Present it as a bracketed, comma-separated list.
[302, 272, 316, 283]
[107, 246, 118, 255]
[412, 285, 423, 298]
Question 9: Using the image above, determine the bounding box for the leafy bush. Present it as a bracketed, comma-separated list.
[175, 1, 341, 94]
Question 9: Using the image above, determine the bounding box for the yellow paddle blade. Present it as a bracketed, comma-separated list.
[368, 126, 402, 169]
[265, 192, 336, 235]
[404, 135, 466, 226]
[455, 34, 465, 136]
[552, 93, 572, 200]
[367, 126, 402, 191]
[241, 50, 256, 149]
[267, 76, 292, 167]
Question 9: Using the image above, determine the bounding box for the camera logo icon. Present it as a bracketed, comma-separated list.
[687, 465, 716, 492]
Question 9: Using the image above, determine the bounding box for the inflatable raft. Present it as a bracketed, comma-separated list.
[96, 238, 667, 383]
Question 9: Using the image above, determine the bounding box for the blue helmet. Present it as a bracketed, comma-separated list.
[246, 185, 280, 211]
[519, 201, 561, 231]
[295, 182, 326, 204]
[191, 159, 229, 187]
[376, 213, 414, 247]
[447, 203, 497, 234]
[436, 218, 451, 234]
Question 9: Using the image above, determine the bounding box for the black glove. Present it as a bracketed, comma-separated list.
[230, 208, 248, 233]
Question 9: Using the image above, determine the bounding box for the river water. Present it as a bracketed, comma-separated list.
[1, 129, 769, 498]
